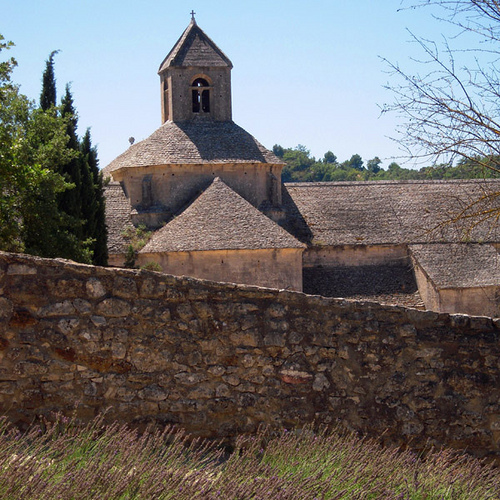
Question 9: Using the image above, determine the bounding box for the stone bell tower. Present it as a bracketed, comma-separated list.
[158, 13, 233, 123]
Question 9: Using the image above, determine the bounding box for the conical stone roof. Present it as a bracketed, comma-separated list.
[103, 120, 283, 174]
[158, 19, 232, 71]
[140, 177, 305, 253]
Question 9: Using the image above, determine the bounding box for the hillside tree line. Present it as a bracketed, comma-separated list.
[273, 144, 500, 183]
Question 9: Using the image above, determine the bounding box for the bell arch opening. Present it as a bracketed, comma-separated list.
[191, 77, 211, 113]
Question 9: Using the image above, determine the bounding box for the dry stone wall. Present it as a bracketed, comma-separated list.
[1, 251, 500, 459]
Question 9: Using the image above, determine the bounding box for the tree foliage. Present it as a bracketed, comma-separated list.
[81, 129, 108, 266]
[40, 50, 59, 111]
[0, 37, 107, 264]
[273, 144, 500, 183]
[0, 36, 78, 256]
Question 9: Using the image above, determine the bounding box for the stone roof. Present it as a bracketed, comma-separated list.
[283, 179, 500, 246]
[103, 182, 134, 254]
[158, 19, 232, 71]
[103, 120, 282, 175]
[409, 243, 500, 289]
[303, 264, 424, 309]
[140, 177, 305, 253]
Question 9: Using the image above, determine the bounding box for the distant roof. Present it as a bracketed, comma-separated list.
[410, 243, 500, 289]
[140, 177, 305, 253]
[104, 182, 134, 254]
[103, 120, 282, 174]
[158, 19, 232, 72]
[283, 179, 500, 246]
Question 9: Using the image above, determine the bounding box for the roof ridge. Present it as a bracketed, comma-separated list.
[285, 178, 500, 188]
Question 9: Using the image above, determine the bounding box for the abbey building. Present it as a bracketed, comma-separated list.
[103, 17, 500, 317]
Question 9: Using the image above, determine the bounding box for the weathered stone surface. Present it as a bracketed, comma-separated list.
[138, 385, 168, 401]
[58, 318, 80, 334]
[39, 301, 76, 317]
[0, 297, 13, 320]
[96, 298, 131, 317]
[1, 250, 500, 461]
[86, 278, 106, 299]
[7, 264, 36, 275]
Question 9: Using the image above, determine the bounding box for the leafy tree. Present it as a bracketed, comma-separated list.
[281, 145, 316, 182]
[323, 151, 337, 164]
[346, 154, 364, 171]
[367, 157, 382, 174]
[40, 50, 59, 111]
[0, 37, 103, 263]
[0, 37, 90, 259]
[123, 244, 137, 269]
[272, 144, 284, 158]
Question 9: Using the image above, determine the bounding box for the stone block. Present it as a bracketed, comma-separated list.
[229, 330, 260, 347]
[113, 277, 139, 299]
[7, 264, 37, 275]
[96, 298, 131, 317]
[86, 278, 106, 299]
[73, 299, 92, 314]
[39, 301, 76, 317]
[138, 385, 168, 401]
[263, 332, 285, 347]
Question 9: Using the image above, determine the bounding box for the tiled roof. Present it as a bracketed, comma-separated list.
[140, 177, 305, 253]
[410, 243, 500, 289]
[103, 182, 135, 254]
[304, 264, 424, 309]
[283, 179, 500, 246]
[158, 20, 232, 71]
[103, 120, 282, 174]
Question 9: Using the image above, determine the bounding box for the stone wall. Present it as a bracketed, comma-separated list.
[1, 251, 500, 459]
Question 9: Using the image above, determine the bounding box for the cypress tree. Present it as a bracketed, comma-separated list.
[81, 129, 108, 266]
[40, 50, 59, 110]
[59, 84, 82, 236]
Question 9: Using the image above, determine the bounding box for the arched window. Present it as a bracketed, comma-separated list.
[191, 78, 210, 113]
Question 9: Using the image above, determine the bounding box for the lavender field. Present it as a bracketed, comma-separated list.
[0, 415, 498, 499]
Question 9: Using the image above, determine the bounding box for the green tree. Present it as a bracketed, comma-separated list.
[282, 145, 316, 182]
[323, 151, 337, 164]
[272, 144, 284, 158]
[59, 84, 82, 231]
[81, 129, 108, 266]
[346, 154, 364, 171]
[40, 50, 59, 111]
[0, 37, 92, 262]
[367, 157, 382, 174]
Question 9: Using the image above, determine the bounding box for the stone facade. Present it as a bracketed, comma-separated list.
[138, 248, 304, 291]
[112, 162, 283, 229]
[2, 251, 500, 460]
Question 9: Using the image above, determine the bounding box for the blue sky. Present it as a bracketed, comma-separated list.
[2, 1, 456, 169]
